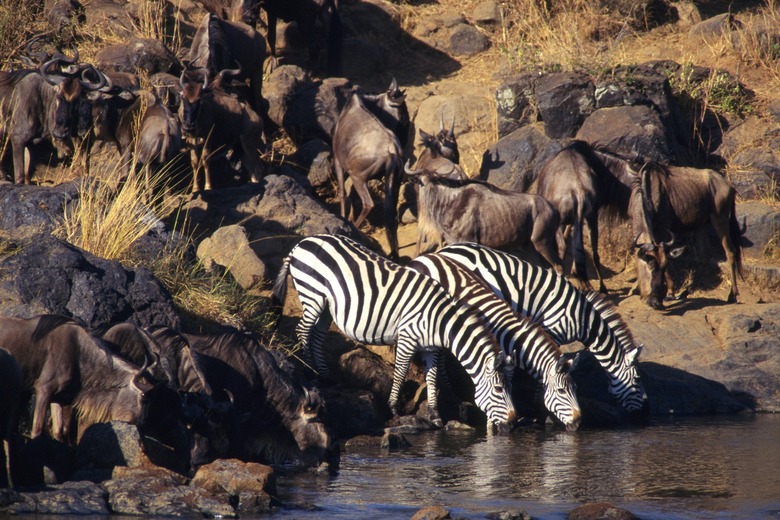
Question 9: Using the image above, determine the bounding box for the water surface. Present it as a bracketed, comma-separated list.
[275, 415, 780, 519]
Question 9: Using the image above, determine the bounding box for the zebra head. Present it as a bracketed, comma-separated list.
[542, 353, 581, 431]
[610, 344, 649, 418]
[475, 354, 517, 433]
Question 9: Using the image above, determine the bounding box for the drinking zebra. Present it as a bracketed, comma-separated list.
[437, 243, 649, 417]
[408, 253, 582, 431]
[272, 234, 517, 430]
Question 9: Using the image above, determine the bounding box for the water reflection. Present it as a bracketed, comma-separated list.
[277, 416, 780, 519]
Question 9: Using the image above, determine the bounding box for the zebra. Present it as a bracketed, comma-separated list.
[408, 253, 582, 430]
[436, 242, 649, 417]
[272, 234, 517, 430]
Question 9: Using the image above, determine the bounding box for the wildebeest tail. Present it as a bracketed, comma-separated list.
[326, 1, 343, 76]
[729, 198, 744, 278]
[570, 197, 588, 287]
[385, 153, 402, 261]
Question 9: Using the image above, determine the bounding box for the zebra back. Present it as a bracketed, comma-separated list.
[437, 242, 648, 414]
[279, 234, 516, 427]
[408, 253, 581, 430]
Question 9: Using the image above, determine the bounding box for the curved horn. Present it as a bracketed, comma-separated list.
[216, 66, 242, 84]
[439, 113, 445, 132]
[39, 57, 65, 85]
[179, 70, 186, 90]
[404, 159, 421, 176]
[663, 230, 676, 247]
[450, 115, 455, 138]
[388, 77, 398, 94]
[80, 65, 110, 91]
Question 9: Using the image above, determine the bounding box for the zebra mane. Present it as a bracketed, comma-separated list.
[584, 291, 638, 355]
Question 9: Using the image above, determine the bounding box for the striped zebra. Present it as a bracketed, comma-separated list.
[408, 253, 582, 430]
[272, 234, 517, 430]
[437, 242, 649, 417]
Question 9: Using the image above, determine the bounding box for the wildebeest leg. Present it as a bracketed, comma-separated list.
[50, 403, 66, 441]
[533, 223, 564, 274]
[421, 351, 443, 428]
[11, 140, 27, 184]
[351, 177, 375, 230]
[189, 147, 201, 194]
[239, 131, 265, 184]
[334, 157, 348, 219]
[587, 213, 608, 293]
[31, 387, 53, 439]
[712, 216, 739, 303]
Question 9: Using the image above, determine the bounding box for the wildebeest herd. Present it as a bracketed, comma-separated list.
[0, 0, 745, 490]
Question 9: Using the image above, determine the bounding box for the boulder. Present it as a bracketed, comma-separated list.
[380, 431, 411, 450]
[495, 74, 537, 138]
[447, 23, 490, 56]
[688, 12, 739, 41]
[568, 502, 638, 520]
[737, 202, 780, 259]
[0, 235, 180, 330]
[535, 72, 595, 139]
[411, 505, 451, 520]
[282, 77, 353, 145]
[197, 225, 267, 292]
[190, 459, 277, 515]
[263, 65, 311, 128]
[472, 1, 501, 26]
[95, 38, 181, 75]
[322, 387, 387, 439]
[76, 422, 154, 471]
[292, 138, 334, 188]
[4, 481, 109, 515]
[0, 181, 80, 238]
[480, 124, 562, 191]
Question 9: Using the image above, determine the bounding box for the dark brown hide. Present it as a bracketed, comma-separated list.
[0, 348, 22, 488]
[0, 315, 151, 442]
[360, 79, 410, 148]
[332, 91, 403, 260]
[178, 70, 265, 193]
[631, 163, 742, 306]
[183, 330, 336, 468]
[408, 169, 563, 271]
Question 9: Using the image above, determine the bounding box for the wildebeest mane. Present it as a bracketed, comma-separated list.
[31, 314, 86, 342]
[0, 69, 36, 88]
[421, 173, 508, 194]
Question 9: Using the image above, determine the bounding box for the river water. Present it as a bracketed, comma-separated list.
[274, 415, 780, 519]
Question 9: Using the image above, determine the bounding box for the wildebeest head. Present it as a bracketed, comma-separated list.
[435, 114, 459, 162]
[633, 232, 685, 309]
[40, 52, 108, 141]
[178, 69, 209, 134]
[287, 387, 338, 468]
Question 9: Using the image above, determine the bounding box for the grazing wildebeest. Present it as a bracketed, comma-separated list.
[187, 12, 267, 116]
[404, 163, 564, 270]
[0, 348, 22, 488]
[332, 90, 404, 260]
[101, 323, 236, 474]
[533, 140, 646, 293]
[180, 329, 337, 468]
[0, 315, 153, 443]
[237, 0, 343, 75]
[178, 68, 265, 193]
[630, 161, 742, 307]
[0, 51, 107, 184]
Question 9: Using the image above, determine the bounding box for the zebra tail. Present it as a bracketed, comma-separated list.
[271, 256, 291, 311]
[729, 197, 744, 278]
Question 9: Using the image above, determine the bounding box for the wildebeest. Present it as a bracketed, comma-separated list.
[178, 68, 265, 193]
[187, 12, 267, 116]
[332, 89, 404, 260]
[0, 315, 153, 442]
[101, 323, 235, 474]
[0, 348, 22, 488]
[630, 161, 742, 307]
[533, 140, 650, 293]
[415, 127, 466, 181]
[180, 329, 338, 468]
[237, 0, 343, 75]
[404, 163, 564, 270]
[0, 51, 107, 184]
[360, 78, 410, 149]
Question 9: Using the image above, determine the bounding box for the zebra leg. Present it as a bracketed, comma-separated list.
[388, 339, 415, 417]
[421, 351, 443, 428]
[295, 297, 334, 380]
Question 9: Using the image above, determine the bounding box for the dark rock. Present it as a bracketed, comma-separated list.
[0, 181, 80, 238]
[448, 23, 490, 56]
[486, 510, 532, 520]
[293, 138, 334, 188]
[0, 235, 180, 330]
[12, 436, 76, 487]
[322, 387, 387, 439]
[576, 104, 679, 164]
[95, 38, 180, 75]
[535, 72, 595, 139]
[737, 202, 780, 259]
[443, 420, 475, 431]
[7, 481, 109, 515]
[472, 1, 501, 25]
[336, 346, 394, 400]
[688, 12, 740, 41]
[380, 431, 411, 450]
[480, 123, 562, 191]
[343, 435, 382, 449]
[495, 74, 537, 138]
[568, 501, 638, 520]
[264, 65, 311, 128]
[196, 225, 267, 292]
[76, 422, 153, 471]
[606, 0, 678, 31]
[412, 505, 451, 520]
[283, 77, 353, 145]
[730, 148, 780, 198]
[191, 459, 277, 515]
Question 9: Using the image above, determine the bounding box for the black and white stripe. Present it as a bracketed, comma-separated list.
[273, 234, 517, 429]
[437, 243, 649, 415]
[408, 253, 582, 430]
